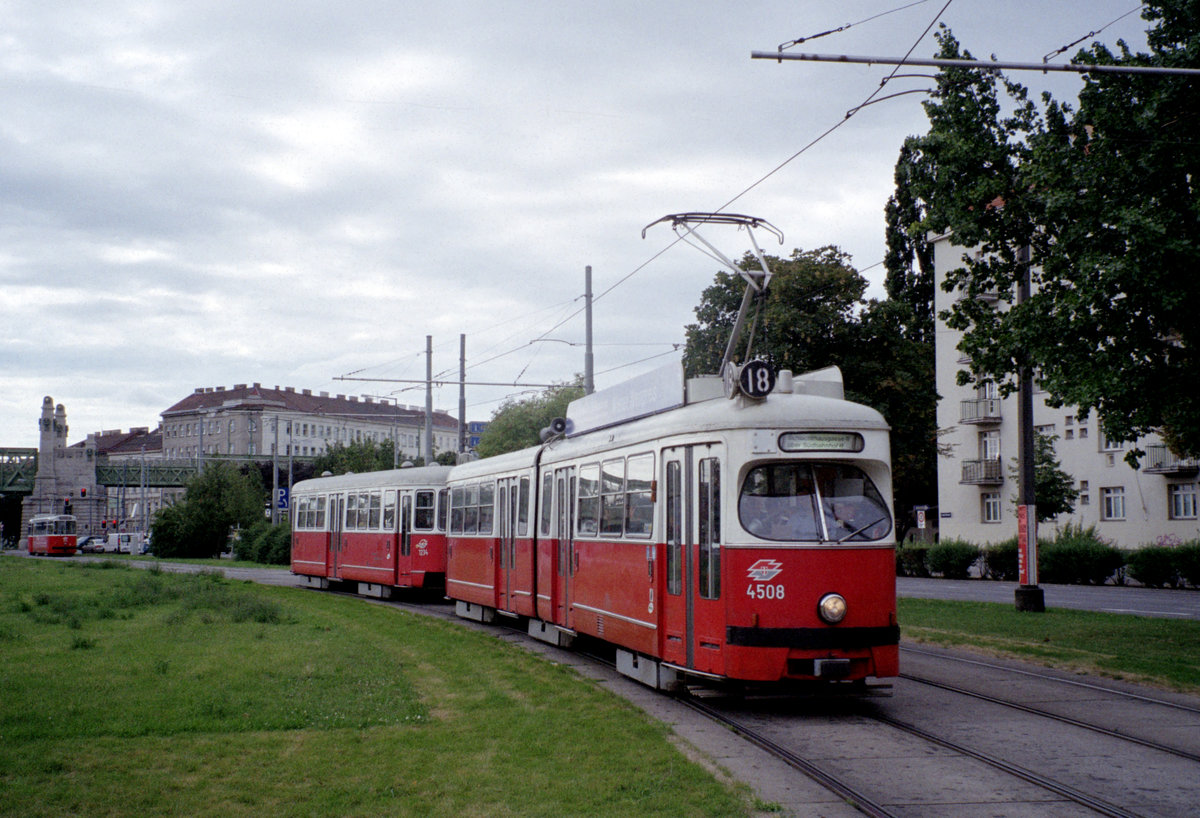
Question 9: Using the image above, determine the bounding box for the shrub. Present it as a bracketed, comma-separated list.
[981, 538, 1019, 581]
[1177, 542, 1200, 589]
[926, 540, 980, 579]
[1038, 523, 1125, 585]
[896, 543, 929, 577]
[1126, 546, 1181, 588]
[232, 520, 291, 566]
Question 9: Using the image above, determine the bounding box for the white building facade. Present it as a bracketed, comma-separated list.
[933, 235, 1200, 549]
[160, 383, 460, 464]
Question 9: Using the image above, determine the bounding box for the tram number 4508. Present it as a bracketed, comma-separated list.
[746, 583, 786, 600]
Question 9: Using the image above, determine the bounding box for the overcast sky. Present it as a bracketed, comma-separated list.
[1, 1, 1151, 448]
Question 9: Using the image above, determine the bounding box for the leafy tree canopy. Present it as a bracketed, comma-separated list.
[683, 247, 938, 531]
[904, 6, 1200, 458]
[1008, 433, 1080, 523]
[474, 380, 585, 458]
[151, 462, 265, 558]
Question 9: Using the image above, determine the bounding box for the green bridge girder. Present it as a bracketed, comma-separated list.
[1, 448, 38, 493]
[96, 460, 199, 488]
[0, 449, 200, 493]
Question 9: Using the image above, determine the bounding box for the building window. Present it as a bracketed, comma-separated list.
[982, 492, 1002, 523]
[1101, 487, 1126, 521]
[1169, 483, 1197, 520]
[979, 430, 1000, 461]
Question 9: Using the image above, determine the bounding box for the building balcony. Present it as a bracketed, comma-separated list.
[960, 398, 1002, 425]
[961, 458, 1004, 485]
[1143, 444, 1200, 475]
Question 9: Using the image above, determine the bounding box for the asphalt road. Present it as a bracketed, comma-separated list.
[898, 576, 1200, 620]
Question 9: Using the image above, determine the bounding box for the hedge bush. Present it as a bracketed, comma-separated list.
[896, 543, 930, 577]
[1177, 543, 1200, 588]
[1126, 546, 1181, 588]
[926, 540, 980, 579]
[1037, 523, 1124, 585]
[232, 520, 292, 565]
[981, 538, 1019, 581]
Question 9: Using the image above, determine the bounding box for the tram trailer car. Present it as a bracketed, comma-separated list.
[290, 466, 452, 598]
[27, 514, 78, 556]
[446, 363, 899, 692]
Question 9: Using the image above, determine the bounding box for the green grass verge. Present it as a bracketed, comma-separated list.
[0, 557, 748, 817]
[899, 597, 1200, 693]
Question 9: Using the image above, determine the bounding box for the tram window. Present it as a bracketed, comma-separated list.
[577, 463, 600, 536]
[463, 484, 479, 534]
[698, 457, 721, 600]
[370, 492, 383, 529]
[438, 489, 449, 531]
[665, 461, 682, 596]
[450, 486, 466, 533]
[600, 458, 625, 536]
[814, 465, 892, 542]
[625, 453, 654, 538]
[517, 477, 530, 537]
[739, 463, 890, 542]
[478, 482, 495, 534]
[316, 495, 326, 529]
[414, 490, 436, 530]
[539, 472, 553, 537]
[358, 492, 372, 529]
[383, 490, 397, 531]
[346, 493, 359, 531]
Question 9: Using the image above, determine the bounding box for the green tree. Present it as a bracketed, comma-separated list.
[1008, 433, 1079, 523]
[907, 10, 1200, 458]
[475, 381, 585, 458]
[683, 247, 867, 378]
[151, 462, 266, 558]
[683, 247, 938, 531]
[312, 439, 398, 476]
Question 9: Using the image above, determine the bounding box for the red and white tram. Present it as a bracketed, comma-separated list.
[290, 466, 451, 597]
[446, 362, 898, 690]
[27, 514, 78, 556]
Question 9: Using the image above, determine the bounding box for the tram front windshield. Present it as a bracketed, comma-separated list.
[739, 463, 891, 542]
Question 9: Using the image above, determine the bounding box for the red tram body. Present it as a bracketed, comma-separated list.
[27, 514, 78, 556]
[290, 363, 899, 691]
[290, 466, 451, 597]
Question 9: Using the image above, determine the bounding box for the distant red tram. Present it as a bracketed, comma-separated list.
[27, 514, 78, 556]
[290, 466, 451, 597]
[291, 363, 899, 691]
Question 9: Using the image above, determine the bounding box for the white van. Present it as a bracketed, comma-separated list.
[106, 532, 145, 553]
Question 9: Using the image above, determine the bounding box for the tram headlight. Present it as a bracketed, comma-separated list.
[817, 593, 847, 625]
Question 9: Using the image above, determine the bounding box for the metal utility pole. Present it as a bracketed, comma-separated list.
[458, 334, 467, 454]
[585, 266, 595, 394]
[424, 335, 434, 464]
[271, 417, 279, 525]
[1014, 245, 1044, 613]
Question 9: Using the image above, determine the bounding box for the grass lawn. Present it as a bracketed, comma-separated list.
[899, 597, 1200, 693]
[0, 557, 750, 817]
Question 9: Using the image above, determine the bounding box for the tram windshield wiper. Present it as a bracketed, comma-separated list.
[837, 515, 889, 544]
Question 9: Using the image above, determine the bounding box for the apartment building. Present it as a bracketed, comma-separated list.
[933, 236, 1199, 549]
[160, 383, 460, 463]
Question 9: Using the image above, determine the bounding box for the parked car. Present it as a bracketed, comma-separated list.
[77, 536, 105, 553]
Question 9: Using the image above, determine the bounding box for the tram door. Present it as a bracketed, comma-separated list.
[398, 493, 413, 583]
[660, 444, 725, 676]
[496, 478, 519, 611]
[553, 467, 576, 628]
[329, 494, 345, 580]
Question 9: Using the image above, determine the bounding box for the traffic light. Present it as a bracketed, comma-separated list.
[80, 488, 87, 498]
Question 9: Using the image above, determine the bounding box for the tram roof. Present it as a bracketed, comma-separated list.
[293, 464, 452, 494]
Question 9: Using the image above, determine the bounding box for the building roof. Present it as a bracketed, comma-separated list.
[160, 383, 458, 430]
[80, 427, 163, 456]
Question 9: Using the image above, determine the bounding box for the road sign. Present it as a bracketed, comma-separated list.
[276, 488, 289, 511]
